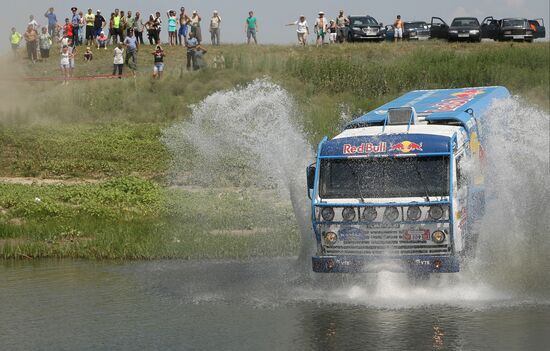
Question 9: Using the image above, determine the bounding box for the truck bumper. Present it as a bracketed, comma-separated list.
[312, 255, 460, 273]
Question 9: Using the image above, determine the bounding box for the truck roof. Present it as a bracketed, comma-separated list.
[319, 87, 510, 158]
[345, 86, 510, 133]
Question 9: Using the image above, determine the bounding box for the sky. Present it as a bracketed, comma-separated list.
[3, 0, 549, 49]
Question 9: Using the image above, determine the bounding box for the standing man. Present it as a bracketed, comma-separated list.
[190, 11, 202, 44]
[245, 11, 258, 44]
[178, 7, 190, 45]
[84, 8, 95, 46]
[10, 27, 22, 59]
[126, 11, 135, 37]
[335, 10, 349, 43]
[185, 31, 198, 71]
[210, 10, 221, 46]
[134, 12, 145, 45]
[70, 7, 80, 45]
[112, 9, 121, 44]
[44, 8, 57, 37]
[315, 12, 328, 46]
[394, 15, 403, 42]
[94, 10, 106, 39]
[23, 25, 38, 62]
[123, 29, 138, 70]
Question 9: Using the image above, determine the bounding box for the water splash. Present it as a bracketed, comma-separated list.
[163, 79, 314, 264]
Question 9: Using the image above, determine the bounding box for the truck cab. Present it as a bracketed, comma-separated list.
[307, 87, 510, 275]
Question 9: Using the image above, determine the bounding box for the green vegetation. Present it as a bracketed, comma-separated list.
[1, 41, 548, 259]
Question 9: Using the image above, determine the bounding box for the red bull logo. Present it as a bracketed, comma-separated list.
[389, 140, 423, 153]
[343, 142, 387, 155]
[425, 89, 485, 112]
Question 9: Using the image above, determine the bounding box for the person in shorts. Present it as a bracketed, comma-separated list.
[178, 7, 190, 45]
[10, 27, 22, 59]
[152, 45, 165, 79]
[328, 20, 337, 43]
[245, 11, 258, 44]
[315, 11, 328, 46]
[84, 8, 95, 46]
[394, 15, 403, 42]
[286, 15, 308, 46]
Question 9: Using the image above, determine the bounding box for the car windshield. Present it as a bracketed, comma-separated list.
[451, 18, 480, 27]
[502, 19, 526, 27]
[319, 157, 449, 199]
[351, 17, 378, 26]
[405, 22, 427, 29]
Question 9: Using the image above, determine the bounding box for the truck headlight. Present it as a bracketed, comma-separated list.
[450, 30, 458, 34]
[469, 30, 479, 34]
[407, 206, 422, 221]
[505, 30, 512, 35]
[432, 230, 446, 243]
[324, 232, 338, 245]
[342, 207, 356, 221]
[428, 205, 444, 220]
[353, 27, 361, 31]
[321, 207, 335, 221]
[384, 206, 400, 222]
[362, 207, 377, 221]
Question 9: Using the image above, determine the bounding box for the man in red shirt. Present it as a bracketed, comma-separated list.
[63, 18, 74, 39]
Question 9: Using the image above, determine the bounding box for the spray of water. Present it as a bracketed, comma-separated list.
[163, 79, 314, 264]
[471, 97, 550, 298]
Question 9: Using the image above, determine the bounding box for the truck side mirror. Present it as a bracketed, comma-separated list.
[306, 165, 316, 190]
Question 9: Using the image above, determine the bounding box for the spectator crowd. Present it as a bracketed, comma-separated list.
[11, 6, 395, 81]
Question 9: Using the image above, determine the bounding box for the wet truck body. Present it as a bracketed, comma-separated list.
[307, 87, 510, 274]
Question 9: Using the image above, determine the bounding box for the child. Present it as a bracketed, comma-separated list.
[152, 45, 165, 79]
[97, 31, 108, 49]
[60, 45, 72, 84]
[84, 46, 93, 61]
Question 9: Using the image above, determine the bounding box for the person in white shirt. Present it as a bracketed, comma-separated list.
[113, 43, 124, 78]
[286, 15, 309, 46]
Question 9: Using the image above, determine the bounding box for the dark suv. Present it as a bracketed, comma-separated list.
[430, 16, 481, 42]
[345, 15, 385, 42]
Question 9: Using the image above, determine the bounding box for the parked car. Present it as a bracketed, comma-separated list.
[448, 17, 481, 42]
[481, 17, 546, 42]
[430, 17, 481, 42]
[403, 21, 431, 40]
[528, 18, 546, 39]
[345, 15, 386, 42]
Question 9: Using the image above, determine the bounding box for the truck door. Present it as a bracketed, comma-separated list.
[480, 16, 498, 39]
[430, 17, 449, 39]
[529, 18, 546, 39]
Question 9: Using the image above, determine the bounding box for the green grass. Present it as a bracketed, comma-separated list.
[0, 41, 548, 259]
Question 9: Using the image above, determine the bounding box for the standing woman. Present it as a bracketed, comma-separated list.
[113, 43, 124, 78]
[167, 10, 177, 46]
[286, 15, 309, 46]
[78, 11, 85, 45]
[145, 15, 157, 45]
[154, 12, 162, 45]
[38, 27, 52, 59]
[190, 11, 202, 44]
[152, 44, 165, 79]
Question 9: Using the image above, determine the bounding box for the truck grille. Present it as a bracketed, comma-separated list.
[323, 230, 450, 256]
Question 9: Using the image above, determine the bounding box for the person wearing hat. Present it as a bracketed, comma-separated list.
[314, 11, 328, 46]
[97, 30, 108, 49]
[286, 15, 309, 46]
[94, 10, 106, 39]
[190, 10, 202, 44]
[84, 8, 95, 46]
[83, 46, 93, 61]
[70, 7, 81, 45]
[209, 10, 221, 46]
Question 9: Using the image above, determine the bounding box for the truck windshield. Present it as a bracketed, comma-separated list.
[319, 156, 449, 198]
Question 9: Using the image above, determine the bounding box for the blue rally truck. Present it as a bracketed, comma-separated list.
[306, 87, 510, 275]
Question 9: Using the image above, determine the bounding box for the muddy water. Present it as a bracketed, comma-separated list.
[1, 259, 548, 350]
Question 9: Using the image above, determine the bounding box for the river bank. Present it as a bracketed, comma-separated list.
[1, 42, 548, 259]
